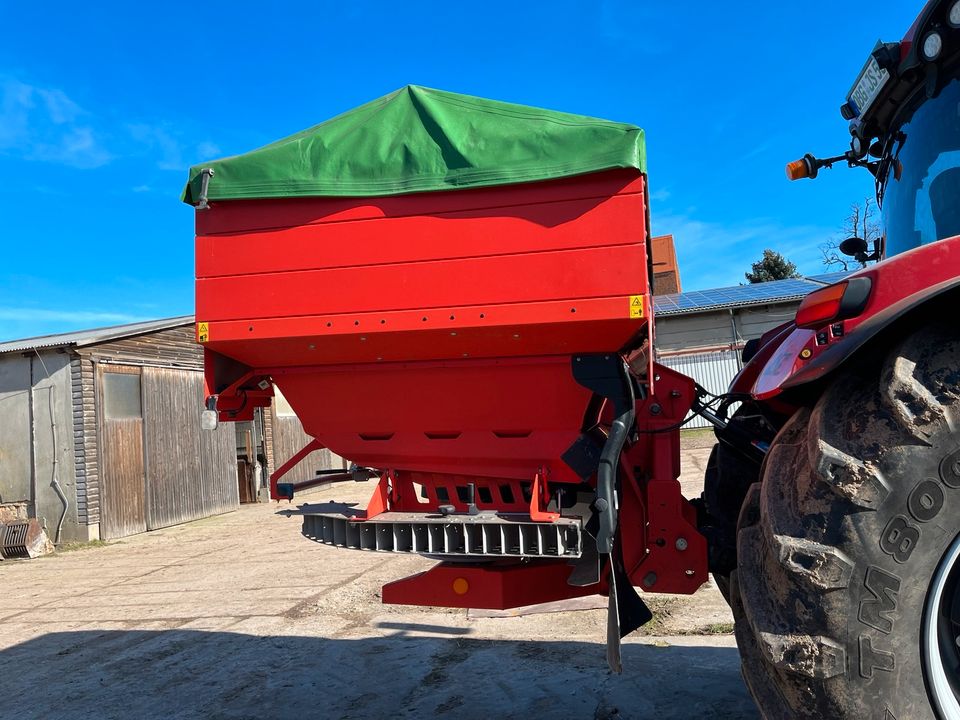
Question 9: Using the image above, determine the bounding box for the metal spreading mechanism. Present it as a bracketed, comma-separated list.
[302, 508, 583, 559]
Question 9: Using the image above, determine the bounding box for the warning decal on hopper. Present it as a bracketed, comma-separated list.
[197, 322, 209, 343]
[629, 295, 645, 318]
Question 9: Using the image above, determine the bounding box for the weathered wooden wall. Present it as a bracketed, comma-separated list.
[84, 325, 204, 370]
[71, 356, 99, 531]
[99, 415, 147, 538]
[81, 325, 237, 539]
[141, 367, 236, 530]
[97, 364, 147, 539]
[269, 402, 344, 484]
[142, 366, 200, 530]
[3, 321, 336, 541]
[198, 401, 240, 517]
[75, 323, 204, 537]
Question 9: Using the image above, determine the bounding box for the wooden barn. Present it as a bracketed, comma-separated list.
[0, 317, 341, 543]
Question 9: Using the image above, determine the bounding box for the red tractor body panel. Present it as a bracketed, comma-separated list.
[738, 236, 960, 400]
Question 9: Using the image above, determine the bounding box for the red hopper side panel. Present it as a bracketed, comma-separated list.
[195, 169, 651, 483]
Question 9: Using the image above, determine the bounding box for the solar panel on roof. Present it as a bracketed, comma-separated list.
[807, 271, 852, 285]
[654, 276, 828, 316]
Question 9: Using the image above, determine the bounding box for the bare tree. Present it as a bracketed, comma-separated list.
[820, 198, 881, 271]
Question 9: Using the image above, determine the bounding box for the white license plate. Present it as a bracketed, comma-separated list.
[848, 53, 890, 117]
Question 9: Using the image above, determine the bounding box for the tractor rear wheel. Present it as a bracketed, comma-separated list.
[731, 324, 960, 719]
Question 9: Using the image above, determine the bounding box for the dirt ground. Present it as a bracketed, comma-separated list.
[0, 437, 757, 719]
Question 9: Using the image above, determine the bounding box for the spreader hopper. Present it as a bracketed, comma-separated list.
[186, 87, 704, 624]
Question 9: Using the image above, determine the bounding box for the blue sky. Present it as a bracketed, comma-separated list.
[0, 1, 920, 340]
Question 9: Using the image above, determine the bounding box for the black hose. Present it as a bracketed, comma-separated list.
[595, 403, 635, 554]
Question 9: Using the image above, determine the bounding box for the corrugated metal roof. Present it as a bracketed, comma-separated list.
[654, 272, 852, 317]
[0, 316, 195, 355]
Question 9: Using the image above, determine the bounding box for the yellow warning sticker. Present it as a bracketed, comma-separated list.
[629, 295, 645, 319]
[197, 322, 209, 343]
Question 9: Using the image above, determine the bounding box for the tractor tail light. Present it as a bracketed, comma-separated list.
[795, 277, 872, 329]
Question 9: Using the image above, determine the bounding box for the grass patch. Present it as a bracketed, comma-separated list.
[680, 427, 715, 440]
[700, 622, 735, 635]
[679, 427, 717, 451]
[633, 597, 736, 637]
[671, 621, 736, 636]
[57, 539, 113, 553]
[633, 597, 678, 635]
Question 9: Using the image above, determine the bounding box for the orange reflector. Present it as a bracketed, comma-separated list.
[795, 282, 848, 329]
[452, 578, 469, 595]
[786, 158, 810, 181]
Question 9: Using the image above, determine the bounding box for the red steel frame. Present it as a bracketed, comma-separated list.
[365, 361, 707, 608]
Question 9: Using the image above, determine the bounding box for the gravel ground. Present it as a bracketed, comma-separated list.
[0, 442, 757, 719]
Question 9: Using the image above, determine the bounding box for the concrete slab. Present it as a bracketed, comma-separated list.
[0, 437, 758, 718]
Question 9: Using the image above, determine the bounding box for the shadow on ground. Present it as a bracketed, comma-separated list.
[0, 627, 756, 719]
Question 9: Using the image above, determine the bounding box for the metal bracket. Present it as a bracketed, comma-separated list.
[197, 168, 215, 210]
[359, 472, 391, 520]
[529, 468, 559, 522]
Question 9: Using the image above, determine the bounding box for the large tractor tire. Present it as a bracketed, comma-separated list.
[731, 324, 960, 719]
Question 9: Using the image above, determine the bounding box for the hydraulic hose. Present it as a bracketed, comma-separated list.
[569, 354, 637, 555]
[595, 404, 634, 554]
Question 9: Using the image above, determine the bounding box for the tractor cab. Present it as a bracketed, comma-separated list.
[788, 0, 960, 260]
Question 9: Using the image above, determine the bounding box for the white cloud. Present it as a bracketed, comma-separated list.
[36, 87, 82, 124]
[0, 79, 33, 146]
[127, 126, 221, 170]
[128, 123, 186, 170]
[31, 126, 113, 168]
[0, 74, 215, 172]
[0, 77, 112, 168]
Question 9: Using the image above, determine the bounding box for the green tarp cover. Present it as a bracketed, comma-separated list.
[181, 85, 645, 204]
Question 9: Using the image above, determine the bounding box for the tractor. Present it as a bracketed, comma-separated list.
[714, 0, 960, 716]
[184, 1, 960, 717]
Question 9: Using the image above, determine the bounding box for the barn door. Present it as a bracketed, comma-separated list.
[140, 367, 238, 530]
[98, 365, 147, 539]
